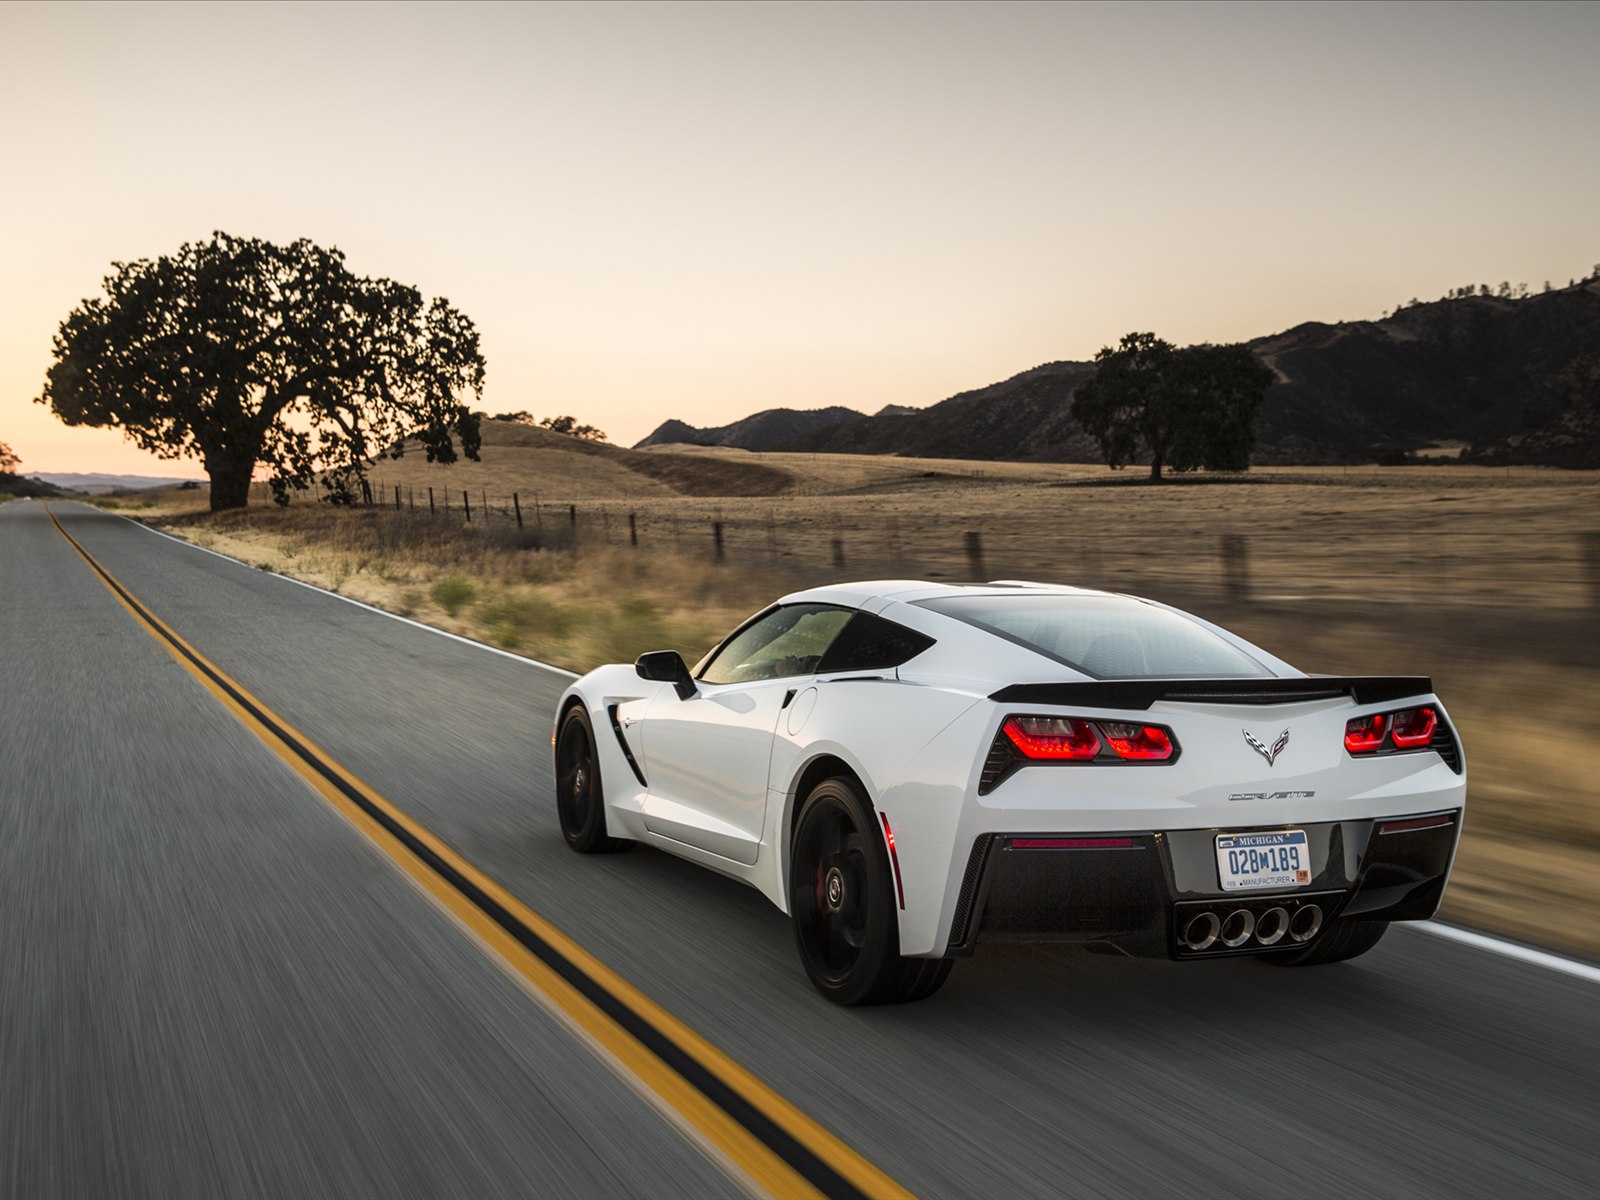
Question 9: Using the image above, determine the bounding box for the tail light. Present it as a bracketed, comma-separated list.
[1097, 722, 1175, 761]
[983, 714, 1181, 792]
[1343, 714, 1389, 753]
[1390, 707, 1438, 748]
[1345, 705, 1444, 756]
[1002, 717, 1101, 760]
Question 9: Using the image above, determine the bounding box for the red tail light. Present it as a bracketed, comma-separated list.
[1097, 722, 1175, 761]
[1345, 705, 1446, 756]
[1003, 716, 1101, 760]
[1344, 714, 1389, 753]
[1390, 707, 1438, 749]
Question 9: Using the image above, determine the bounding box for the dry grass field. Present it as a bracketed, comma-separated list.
[106, 428, 1600, 961]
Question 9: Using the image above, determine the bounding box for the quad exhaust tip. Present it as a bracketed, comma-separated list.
[1182, 912, 1221, 951]
[1219, 909, 1255, 948]
[1289, 904, 1323, 943]
[1181, 903, 1323, 951]
[1255, 907, 1289, 946]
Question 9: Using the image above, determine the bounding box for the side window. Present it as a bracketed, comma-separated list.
[816, 612, 935, 674]
[698, 604, 854, 685]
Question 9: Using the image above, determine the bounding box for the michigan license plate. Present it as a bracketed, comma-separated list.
[1216, 830, 1311, 892]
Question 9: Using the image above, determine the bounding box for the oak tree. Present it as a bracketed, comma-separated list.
[38, 232, 484, 511]
[1072, 332, 1273, 480]
[0, 440, 18, 475]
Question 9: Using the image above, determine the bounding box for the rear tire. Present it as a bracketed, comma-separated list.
[1261, 917, 1388, 966]
[789, 776, 953, 1005]
[555, 705, 629, 853]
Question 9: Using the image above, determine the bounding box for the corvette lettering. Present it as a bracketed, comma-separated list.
[1229, 790, 1317, 801]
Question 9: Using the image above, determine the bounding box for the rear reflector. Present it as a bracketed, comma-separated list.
[1010, 837, 1134, 850]
[1378, 814, 1456, 836]
[879, 812, 906, 909]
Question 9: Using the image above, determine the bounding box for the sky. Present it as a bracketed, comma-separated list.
[2, 0, 1596, 474]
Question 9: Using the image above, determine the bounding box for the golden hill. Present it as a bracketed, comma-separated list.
[366, 421, 796, 503]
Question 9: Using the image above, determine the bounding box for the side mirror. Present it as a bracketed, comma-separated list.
[635, 650, 696, 700]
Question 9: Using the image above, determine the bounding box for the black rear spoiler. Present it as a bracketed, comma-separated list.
[989, 676, 1434, 710]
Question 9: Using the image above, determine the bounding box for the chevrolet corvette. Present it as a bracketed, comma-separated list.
[552, 581, 1465, 1004]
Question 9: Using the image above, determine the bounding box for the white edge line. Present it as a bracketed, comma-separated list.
[70, 506, 1600, 990]
[88, 503, 578, 680]
[1409, 921, 1600, 986]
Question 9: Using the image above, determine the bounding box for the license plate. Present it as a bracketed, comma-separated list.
[1216, 830, 1311, 892]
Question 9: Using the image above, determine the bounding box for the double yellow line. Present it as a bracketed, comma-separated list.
[45, 504, 910, 1200]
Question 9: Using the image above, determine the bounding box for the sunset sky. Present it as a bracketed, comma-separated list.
[2, 0, 1596, 474]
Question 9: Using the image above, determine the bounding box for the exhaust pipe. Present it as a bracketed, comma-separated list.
[1219, 909, 1255, 948]
[1182, 912, 1220, 951]
[1256, 907, 1289, 946]
[1289, 904, 1324, 943]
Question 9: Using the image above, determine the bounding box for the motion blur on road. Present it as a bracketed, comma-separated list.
[4, 499, 1598, 1199]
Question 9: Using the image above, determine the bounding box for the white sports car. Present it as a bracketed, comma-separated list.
[552, 581, 1465, 1004]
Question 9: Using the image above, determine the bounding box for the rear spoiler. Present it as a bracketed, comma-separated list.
[989, 676, 1434, 710]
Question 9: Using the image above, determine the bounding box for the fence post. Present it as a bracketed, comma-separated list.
[428, 486, 435, 514]
[360, 478, 372, 506]
[964, 531, 986, 579]
[713, 520, 725, 563]
[1220, 533, 1251, 604]
[408, 485, 414, 511]
[463, 490, 472, 522]
[482, 488, 489, 523]
[831, 538, 845, 571]
[1583, 532, 1600, 609]
[512, 492, 524, 529]
[394, 485, 401, 511]
[629, 512, 637, 546]
[569, 504, 577, 530]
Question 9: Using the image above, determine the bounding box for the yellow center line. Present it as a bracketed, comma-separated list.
[44, 502, 913, 1200]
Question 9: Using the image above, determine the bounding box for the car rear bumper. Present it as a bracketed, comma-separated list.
[942, 810, 1461, 958]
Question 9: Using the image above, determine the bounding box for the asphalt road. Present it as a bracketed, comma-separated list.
[4, 499, 1597, 1199]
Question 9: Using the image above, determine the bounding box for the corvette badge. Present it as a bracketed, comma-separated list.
[1244, 728, 1290, 767]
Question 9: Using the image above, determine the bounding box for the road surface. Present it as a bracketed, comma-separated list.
[2, 499, 1596, 1198]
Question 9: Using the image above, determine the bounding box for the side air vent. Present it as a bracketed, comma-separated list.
[1430, 714, 1463, 774]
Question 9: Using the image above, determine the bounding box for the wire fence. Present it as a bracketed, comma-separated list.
[254, 476, 1600, 615]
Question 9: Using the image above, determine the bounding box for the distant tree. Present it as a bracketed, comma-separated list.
[538, 415, 607, 442]
[37, 232, 484, 511]
[0, 439, 19, 474]
[1071, 333, 1273, 481]
[1544, 280, 1553, 293]
[1479, 284, 1492, 297]
[488, 410, 537, 424]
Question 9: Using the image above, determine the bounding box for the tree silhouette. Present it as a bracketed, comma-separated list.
[539, 415, 607, 441]
[0, 439, 19, 475]
[1072, 333, 1272, 480]
[37, 232, 484, 511]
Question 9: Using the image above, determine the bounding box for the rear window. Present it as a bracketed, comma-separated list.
[916, 594, 1271, 679]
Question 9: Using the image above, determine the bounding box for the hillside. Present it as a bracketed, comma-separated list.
[0, 473, 68, 499]
[781, 362, 1098, 460]
[764, 281, 1600, 467]
[634, 405, 866, 450]
[1253, 282, 1600, 467]
[367, 421, 796, 501]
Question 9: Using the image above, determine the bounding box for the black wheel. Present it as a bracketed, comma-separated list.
[789, 776, 953, 1005]
[555, 705, 628, 853]
[1261, 917, 1388, 966]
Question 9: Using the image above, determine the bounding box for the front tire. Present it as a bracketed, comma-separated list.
[789, 776, 953, 1005]
[1261, 917, 1388, 966]
[555, 705, 629, 853]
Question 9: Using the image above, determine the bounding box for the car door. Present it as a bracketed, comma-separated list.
[635, 604, 854, 865]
